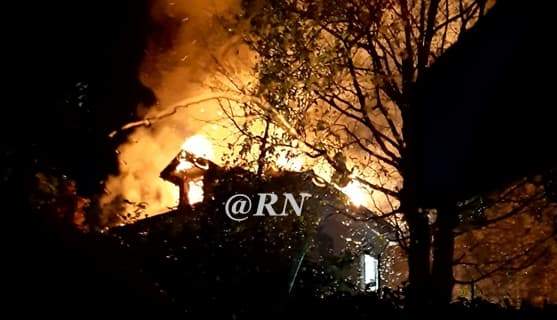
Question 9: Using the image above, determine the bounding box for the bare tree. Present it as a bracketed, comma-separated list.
[212, 0, 493, 306]
[453, 177, 557, 303]
[108, 0, 495, 306]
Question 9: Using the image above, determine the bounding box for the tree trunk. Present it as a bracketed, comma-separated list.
[403, 193, 432, 309]
[399, 151, 432, 308]
[400, 96, 432, 309]
[431, 205, 457, 305]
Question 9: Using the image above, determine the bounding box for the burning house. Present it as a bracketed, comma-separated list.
[110, 138, 398, 300]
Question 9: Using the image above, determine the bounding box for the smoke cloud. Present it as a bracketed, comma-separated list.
[101, 0, 249, 223]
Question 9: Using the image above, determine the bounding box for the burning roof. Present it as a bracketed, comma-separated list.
[107, 138, 399, 304]
[154, 138, 397, 247]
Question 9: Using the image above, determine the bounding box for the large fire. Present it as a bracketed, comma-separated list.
[101, 0, 395, 222]
[176, 134, 372, 208]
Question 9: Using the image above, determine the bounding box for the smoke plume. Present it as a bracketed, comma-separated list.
[101, 0, 248, 223]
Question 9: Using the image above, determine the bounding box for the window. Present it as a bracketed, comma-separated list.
[362, 254, 379, 291]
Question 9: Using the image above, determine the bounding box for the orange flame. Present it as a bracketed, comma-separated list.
[177, 135, 215, 205]
[341, 180, 369, 207]
[187, 179, 205, 205]
[181, 134, 214, 159]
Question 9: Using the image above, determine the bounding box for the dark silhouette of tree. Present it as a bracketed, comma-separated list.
[205, 0, 493, 307]
[453, 176, 557, 304]
[103, 0, 555, 308]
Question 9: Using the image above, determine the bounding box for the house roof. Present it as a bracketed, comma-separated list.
[111, 150, 398, 257]
[413, 0, 556, 206]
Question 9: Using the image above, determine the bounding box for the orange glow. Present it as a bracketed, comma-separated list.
[176, 135, 213, 204]
[176, 135, 214, 173]
[276, 152, 304, 171]
[181, 135, 214, 160]
[341, 180, 368, 207]
[176, 159, 194, 172]
[187, 179, 204, 205]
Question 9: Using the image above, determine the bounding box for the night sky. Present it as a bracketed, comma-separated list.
[8, 1, 154, 194]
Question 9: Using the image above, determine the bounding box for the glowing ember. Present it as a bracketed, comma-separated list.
[181, 135, 214, 160]
[342, 181, 368, 207]
[187, 179, 204, 205]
